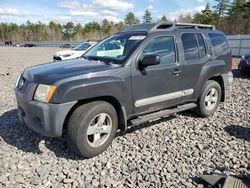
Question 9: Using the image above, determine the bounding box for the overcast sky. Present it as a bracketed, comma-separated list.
[0, 0, 216, 24]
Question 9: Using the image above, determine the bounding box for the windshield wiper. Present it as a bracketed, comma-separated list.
[82, 55, 89, 60]
[84, 56, 116, 65]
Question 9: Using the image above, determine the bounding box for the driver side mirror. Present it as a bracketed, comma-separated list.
[139, 54, 160, 69]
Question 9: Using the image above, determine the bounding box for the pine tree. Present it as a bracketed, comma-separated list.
[161, 15, 168, 22]
[62, 22, 76, 41]
[194, 5, 219, 25]
[142, 9, 152, 23]
[214, 0, 230, 17]
[124, 12, 140, 25]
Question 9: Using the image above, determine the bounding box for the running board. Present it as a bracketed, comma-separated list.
[130, 103, 197, 125]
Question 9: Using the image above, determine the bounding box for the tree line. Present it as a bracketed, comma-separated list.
[0, 0, 249, 42]
[179, 0, 250, 35]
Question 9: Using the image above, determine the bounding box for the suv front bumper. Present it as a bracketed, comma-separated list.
[17, 98, 76, 137]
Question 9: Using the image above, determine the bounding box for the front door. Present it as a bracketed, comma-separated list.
[131, 35, 183, 114]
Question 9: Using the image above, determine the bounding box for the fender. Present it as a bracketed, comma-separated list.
[50, 67, 133, 118]
[193, 60, 227, 99]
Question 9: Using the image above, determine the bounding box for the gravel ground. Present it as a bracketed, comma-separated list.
[0, 46, 249, 188]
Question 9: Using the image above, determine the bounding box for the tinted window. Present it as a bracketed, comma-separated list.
[182, 33, 199, 61]
[208, 33, 229, 54]
[197, 34, 207, 58]
[142, 36, 176, 65]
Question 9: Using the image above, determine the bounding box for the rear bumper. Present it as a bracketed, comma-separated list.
[222, 71, 233, 91]
[17, 98, 77, 137]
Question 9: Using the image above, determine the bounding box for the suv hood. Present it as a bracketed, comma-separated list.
[23, 59, 117, 84]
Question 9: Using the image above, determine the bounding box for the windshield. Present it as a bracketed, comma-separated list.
[84, 33, 146, 64]
[73, 43, 92, 51]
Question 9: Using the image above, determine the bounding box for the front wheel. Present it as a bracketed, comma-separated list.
[67, 101, 118, 158]
[195, 80, 221, 117]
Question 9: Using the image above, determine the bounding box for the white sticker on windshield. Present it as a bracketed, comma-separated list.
[129, 36, 146, 40]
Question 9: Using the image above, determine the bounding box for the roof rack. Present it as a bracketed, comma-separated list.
[150, 22, 216, 33]
[120, 22, 216, 34]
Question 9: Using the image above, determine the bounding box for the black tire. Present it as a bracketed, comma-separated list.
[195, 80, 221, 117]
[239, 70, 248, 75]
[67, 101, 118, 158]
[238, 64, 248, 75]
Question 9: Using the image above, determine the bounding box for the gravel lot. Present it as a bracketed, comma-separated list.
[0, 46, 249, 187]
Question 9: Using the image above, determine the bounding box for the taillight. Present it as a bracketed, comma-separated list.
[228, 51, 233, 71]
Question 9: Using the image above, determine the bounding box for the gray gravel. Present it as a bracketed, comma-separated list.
[0, 46, 249, 187]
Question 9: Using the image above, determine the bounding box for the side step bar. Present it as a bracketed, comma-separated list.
[130, 103, 197, 125]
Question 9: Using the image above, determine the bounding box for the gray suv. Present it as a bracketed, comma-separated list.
[15, 22, 233, 158]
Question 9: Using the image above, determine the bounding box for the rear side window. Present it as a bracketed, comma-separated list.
[181, 33, 199, 61]
[208, 33, 229, 54]
[182, 33, 207, 61]
[142, 36, 176, 65]
[197, 34, 207, 58]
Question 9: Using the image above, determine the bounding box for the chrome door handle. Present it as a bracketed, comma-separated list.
[172, 70, 182, 75]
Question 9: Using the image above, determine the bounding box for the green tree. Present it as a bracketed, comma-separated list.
[124, 12, 140, 25]
[48, 21, 62, 40]
[194, 4, 219, 25]
[214, 0, 230, 18]
[142, 9, 152, 23]
[178, 14, 193, 23]
[62, 22, 76, 41]
[101, 19, 111, 36]
[161, 15, 168, 22]
[115, 21, 125, 31]
[226, 0, 250, 34]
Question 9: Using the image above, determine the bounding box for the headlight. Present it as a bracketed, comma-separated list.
[15, 75, 21, 88]
[34, 84, 56, 103]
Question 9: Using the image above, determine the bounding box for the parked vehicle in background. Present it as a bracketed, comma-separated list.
[23, 43, 36, 47]
[5, 41, 12, 46]
[15, 22, 233, 158]
[238, 53, 250, 74]
[60, 44, 74, 48]
[53, 42, 96, 61]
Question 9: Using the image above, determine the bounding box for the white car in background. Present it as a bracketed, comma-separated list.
[53, 42, 96, 61]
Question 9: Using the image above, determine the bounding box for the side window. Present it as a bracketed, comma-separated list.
[196, 34, 207, 58]
[142, 36, 176, 65]
[208, 33, 229, 55]
[181, 33, 199, 61]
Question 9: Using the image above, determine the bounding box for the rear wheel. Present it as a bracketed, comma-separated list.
[238, 64, 248, 75]
[67, 101, 118, 158]
[195, 80, 221, 117]
[239, 70, 248, 75]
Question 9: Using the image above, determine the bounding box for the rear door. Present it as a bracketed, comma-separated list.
[179, 32, 209, 103]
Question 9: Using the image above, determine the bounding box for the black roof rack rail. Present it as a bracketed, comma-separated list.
[149, 22, 216, 33]
[119, 22, 216, 34]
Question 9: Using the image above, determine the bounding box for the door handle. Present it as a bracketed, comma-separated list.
[172, 69, 182, 75]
